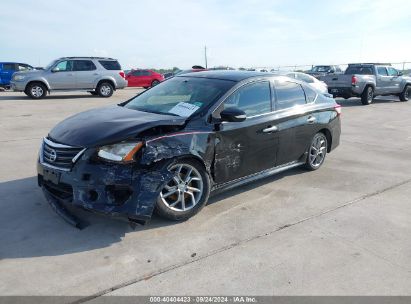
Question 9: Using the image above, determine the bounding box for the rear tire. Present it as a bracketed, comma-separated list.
[304, 133, 328, 171]
[361, 86, 374, 105]
[26, 82, 47, 99]
[155, 159, 210, 221]
[399, 85, 410, 102]
[151, 80, 160, 87]
[96, 82, 114, 97]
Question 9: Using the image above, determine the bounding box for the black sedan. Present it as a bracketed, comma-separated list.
[37, 71, 341, 227]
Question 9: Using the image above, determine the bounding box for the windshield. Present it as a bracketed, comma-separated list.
[312, 66, 331, 72]
[44, 60, 58, 70]
[124, 77, 235, 117]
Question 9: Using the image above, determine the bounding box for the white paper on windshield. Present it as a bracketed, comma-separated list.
[168, 102, 200, 117]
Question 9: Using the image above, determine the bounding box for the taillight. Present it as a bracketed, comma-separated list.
[334, 104, 342, 116]
[119, 71, 125, 78]
[351, 75, 357, 86]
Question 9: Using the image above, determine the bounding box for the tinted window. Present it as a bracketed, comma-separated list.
[125, 77, 234, 117]
[99, 60, 121, 70]
[377, 67, 388, 76]
[345, 66, 373, 75]
[54, 60, 73, 71]
[131, 70, 141, 76]
[275, 81, 306, 110]
[303, 85, 317, 103]
[387, 67, 398, 76]
[73, 60, 96, 71]
[2, 63, 15, 71]
[224, 82, 271, 117]
[141, 70, 151, 76]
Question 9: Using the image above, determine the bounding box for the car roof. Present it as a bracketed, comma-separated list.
[57, 57, 117, 60]
[175, 70, 277, 82]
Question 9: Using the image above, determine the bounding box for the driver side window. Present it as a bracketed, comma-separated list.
[224, 81, 271, 117]
[54, 60, 73, 72]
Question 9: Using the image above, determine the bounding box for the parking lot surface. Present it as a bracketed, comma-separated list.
[0, 89, 410, 298]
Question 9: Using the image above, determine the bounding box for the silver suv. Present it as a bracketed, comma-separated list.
[10, 57, 128, 99]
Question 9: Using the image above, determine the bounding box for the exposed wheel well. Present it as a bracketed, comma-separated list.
[25, 81, 48, 93]
[97, 79, 115, 90]
[318, 128, 332, 152]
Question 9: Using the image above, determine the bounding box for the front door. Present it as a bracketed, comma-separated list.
[387, 67, 402, 93]
[214, 81, 279, 184]
[47, 60, 75, 89]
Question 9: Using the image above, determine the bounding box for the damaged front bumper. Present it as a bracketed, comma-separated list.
[37, 148, 173, 227]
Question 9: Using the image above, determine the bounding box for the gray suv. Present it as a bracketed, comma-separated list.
[10, 57, 127, 99]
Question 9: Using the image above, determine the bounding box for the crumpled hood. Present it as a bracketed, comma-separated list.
[49, 106, 186, 147]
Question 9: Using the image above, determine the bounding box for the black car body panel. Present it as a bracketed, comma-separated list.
[49, 106, 187, 147]
[37, 71, 341, 226]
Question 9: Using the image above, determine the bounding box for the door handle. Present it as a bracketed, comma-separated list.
[93, 73, 99, 76]
[67, 73, 74, 76]
[262, 125, 278, 133]
[307, 116, 316, 123]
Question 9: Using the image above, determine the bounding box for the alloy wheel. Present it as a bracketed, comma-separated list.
[100, 85, 112, 96]
[31, 86, 44, 98]
[159, 163, 204, 212]
[309, 135, 327, 168]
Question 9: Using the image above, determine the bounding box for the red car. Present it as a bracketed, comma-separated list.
[125, 69, 164, 88]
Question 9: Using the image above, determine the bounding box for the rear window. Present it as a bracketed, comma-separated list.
[275, 80, 306, 110]
[98, 60, 121, 70]
[345, 66, 373, 75]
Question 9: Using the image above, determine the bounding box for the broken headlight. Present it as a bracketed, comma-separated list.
[98, 142, 143, 163]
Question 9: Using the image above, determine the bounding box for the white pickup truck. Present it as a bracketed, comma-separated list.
[322, 63, 411, 105]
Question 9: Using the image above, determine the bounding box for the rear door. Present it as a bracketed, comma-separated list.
[376, 66, 391, 94]
[140, 70, 152, 87]
[73, 60, 98, 89]
[273, 79, 314, 165]
[47, 60, 76, 89]
[0, 63, 17, 86]
[214, 81, 279, 183]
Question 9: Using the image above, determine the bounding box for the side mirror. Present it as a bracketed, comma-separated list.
[398, 71, 403, 76]
[51, 67, 59, 73]
[328, 69, 335, 74]
[220, 107, 246, 122]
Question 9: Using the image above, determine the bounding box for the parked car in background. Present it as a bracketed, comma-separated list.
[125, 69, 164, 88]
[286, 72, 328, 94]
[163, 72, 174, 79]
[0, 62, 34, 89]
[322, 63, 411, 105]
[10, 57, 127, 99]
[307, 65, 343, 78]
[37, 71, 341, 226]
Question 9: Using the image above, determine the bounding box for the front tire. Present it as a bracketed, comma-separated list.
[155, 159, 210, 221]
[96, 82, 114, 97]
[26, 82, 47, 99]
[361, 86, 374, 105]
[399, 85, 410, 102]
[304, 133, 328, 171]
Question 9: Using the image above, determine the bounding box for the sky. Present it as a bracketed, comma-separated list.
[1, 0, 411, 70]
